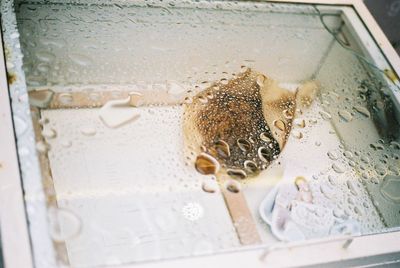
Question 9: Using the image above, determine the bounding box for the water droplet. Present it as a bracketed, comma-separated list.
[29, 89, 55, 108]
[260, 132, 271, 142]
[128, 92, 143, 107]
[328, 175, 336, 185]
[320, 183, 334, 198]
[292, 130, 303, 139]
[332, 163, 345, 173]
[319, 111, 332, 120]
[338, 110, 353, 122]
[184, 96, 193, 104]
[212, 85, 220, 91]
[256, 74, 266, 87]
[315, 141, 321, 146]
[389, 141, 400, 150]
[48, 207, 82, 242]
[309, 118, 318, 124]
[195, 153, 220, 175]
[99, 97, 141, 128]
[42, 128, 57, 139]
[80, 126, 96, 136]
[36, 51, 55, 63]
[361, 155, 370, 164]
[371, 177, 380, 184]
[61, 139, 72, 148]
[333, 208, 345, 218]
[240, 66, 248, 73]
[327, 150, 339, 160]
[36, 141, 49, 153]
[347, 180, 359, 196]
[37, 63, 50, 73]
[354, 206, 364, 216]
[237, 138, 251, 152]
[362, 172, 370, 180]
[198, 96, 208, 104]
[375, 163, 387, 176]
[353, 106, 370, 118]
[375, 144, 384, 150]
[380, 175, 400, 203]
[58, 93, 73, 104]
[225, 180, 240, 193]
[38, 118, 49, 125]
[293, 118, 305, 128]
[348, 160, 356, 167]
[258, 147, 271, 162]
[344, 151, 353, 159]
[283, 109, 294, 119]
[227, 168, 247, 180]
[202, 179, 219, 193]
[244, 160, 258, 176]
[220, 78, 228, 85]
[213, 140, 230, 159]
[69, 53, 93, 66]
[273, 119, 286, 131]
[389, 165, 399, 175]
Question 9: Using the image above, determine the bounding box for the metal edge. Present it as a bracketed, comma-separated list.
[0, 0, 57, 267]
[0, 20, 34, 268]
[352, 0, 400, 75]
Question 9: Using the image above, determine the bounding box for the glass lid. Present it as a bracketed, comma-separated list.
[1, 0, 400, 267]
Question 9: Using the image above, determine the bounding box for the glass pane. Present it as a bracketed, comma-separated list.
[2, 0, 400, 267]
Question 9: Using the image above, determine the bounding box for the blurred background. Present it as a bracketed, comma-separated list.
[365, 0, 400, 55]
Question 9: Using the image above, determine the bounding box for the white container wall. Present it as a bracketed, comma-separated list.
[1, 0, 400, 267]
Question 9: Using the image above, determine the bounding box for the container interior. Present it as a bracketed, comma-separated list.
[3, 0, 400, 267]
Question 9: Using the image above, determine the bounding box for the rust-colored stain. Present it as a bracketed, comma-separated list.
[7, 72, 16, 85]
[384, 69, 399, 83]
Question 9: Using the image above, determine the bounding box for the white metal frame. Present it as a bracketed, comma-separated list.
[0, 26, 34, 268]
[0, 0, 399, 267]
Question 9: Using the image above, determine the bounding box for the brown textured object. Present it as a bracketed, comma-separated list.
[183, 68, 319, 176]
[183, 68, 319, 245]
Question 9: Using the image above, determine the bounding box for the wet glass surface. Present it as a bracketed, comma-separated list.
[2, 0, 400, 267]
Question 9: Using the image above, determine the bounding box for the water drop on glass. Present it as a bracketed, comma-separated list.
[273, 119, 286, 132]
[338, 110, 353, 122]
[237, 138, 251, 152]
[48, 207, 82, 242]
[327, 150, 339, 160]
[319, 111, 332, 120]
[332, 163, 345, 173]
[227, 168, 247, 180]
[80, 126, 96, 136]
[353, 105, 370, 118]
[42, 128, 57, 139]
[195, 153, 220, 175]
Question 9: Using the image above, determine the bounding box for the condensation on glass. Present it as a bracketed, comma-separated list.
[1, 0, 400, 267]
